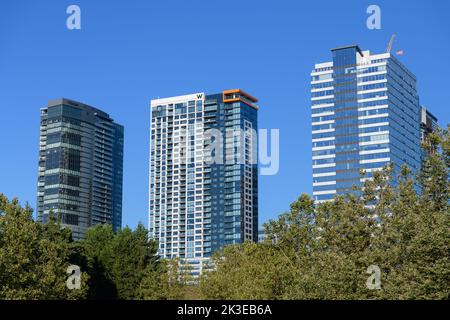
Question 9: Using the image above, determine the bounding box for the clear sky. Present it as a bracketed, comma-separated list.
[0, 0, 449, 228]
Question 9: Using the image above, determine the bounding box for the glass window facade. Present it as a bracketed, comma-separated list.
[311, 45, 424, 202]
[149, 90, 258, 275]
[37, 98, 124, 240]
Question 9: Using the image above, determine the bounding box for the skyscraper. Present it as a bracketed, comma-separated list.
[149, 89, 258, 276]
[311, 45, 424, 202]
[37, 98, 124, 240]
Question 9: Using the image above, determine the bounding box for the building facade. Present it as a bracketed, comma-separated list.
[37, 98, 124, 240]
[258, 226, 267, 243]
[420, 106, 439, 143]
[149, 89, 258, 275]
[311, 45, 423, 202]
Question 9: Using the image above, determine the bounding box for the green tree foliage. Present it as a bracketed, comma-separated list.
[0, 195, 160, 300]
[80, 223, 159, 300]
[138, 258, 195, 300]
[1, 128, 448, 300]
[0, 195, 88, 299]
[199, 129, 450, 300]
[198, 241, 291, 299]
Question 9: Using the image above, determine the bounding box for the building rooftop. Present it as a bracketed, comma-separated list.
[331, 44, 363, 56]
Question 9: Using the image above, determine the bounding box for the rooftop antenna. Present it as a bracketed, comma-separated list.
[387, 33, 396, 53]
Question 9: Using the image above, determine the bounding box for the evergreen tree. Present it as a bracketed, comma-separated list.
[80, 223, 159, 299]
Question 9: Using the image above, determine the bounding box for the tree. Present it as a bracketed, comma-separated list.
[110, 224, 159, 299]
[418, 128, 449, 212]
[80, 224, 117, 299]
[0, 194, 160, 300]
[80, 223, 159, 299]
[138, 258, 196, 300]
[199, 128, 450, 300]
[0, 195, 88, 299]
[199, 241, 292, 299]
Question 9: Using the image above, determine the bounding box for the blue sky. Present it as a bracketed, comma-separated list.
[0, 0, 449, 228]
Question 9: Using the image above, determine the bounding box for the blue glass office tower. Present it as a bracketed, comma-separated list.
[311, 45, 423, 202]
[149, 90, 258, 275]
[37, 98, 124, 240]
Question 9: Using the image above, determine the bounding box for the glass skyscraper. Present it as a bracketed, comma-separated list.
[37, 98, 124, 240]
[311, 45, 425, 202]
[149, 89, 258, 275]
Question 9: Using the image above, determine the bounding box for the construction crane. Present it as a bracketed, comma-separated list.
[386, 33, 396, 53]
